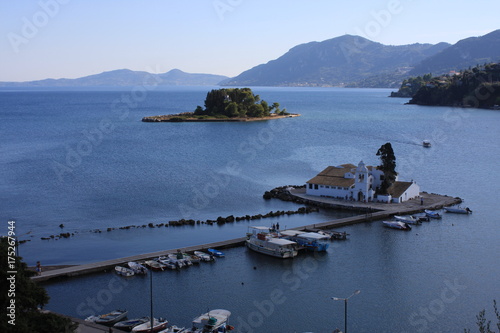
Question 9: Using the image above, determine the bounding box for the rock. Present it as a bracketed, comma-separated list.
[263, 191, 272, 200]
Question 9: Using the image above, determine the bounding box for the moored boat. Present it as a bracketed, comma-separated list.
[188, 309, 232, 333]
[425, 210, 442, 219]
[194, 251, 215, 262]
[394, 215, 421, 225]
[383, 221, 412, 230]
[207, 248, 225, 257]
[114, 317, 150, 331]
[444, 207, 472, 214]
[132, 318, 168, 332]
[128, 261, 148, 275]
[115, 266, 135, 277]
[86, 310, 128, 326]
[144, 260, 166, 271]
[246, 226, 298, 258]
[280, 230, 330, 252]
[423, 140, 431, 148]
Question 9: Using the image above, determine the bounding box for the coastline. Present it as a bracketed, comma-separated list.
[142, 113, 300, 122]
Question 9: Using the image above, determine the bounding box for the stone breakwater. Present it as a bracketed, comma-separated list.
[29, 206, 318, 243]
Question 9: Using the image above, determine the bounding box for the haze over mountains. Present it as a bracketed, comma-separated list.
[2, 30, 499, 88]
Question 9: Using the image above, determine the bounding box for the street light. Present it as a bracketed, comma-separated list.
[331, 290, 361, 333]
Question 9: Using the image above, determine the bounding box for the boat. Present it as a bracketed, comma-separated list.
[156, 257, 177, 270]
[144, 260, 167, 271]
[86, 310, 128, 326]
[113, 317, 150, 331]
[394, 215, 421, 225]
[423, 140, 431, 148]
[425, 210, 442, 219]
[444, 207, 472, 214]
[132, 318, 168, 332]
[184, 253, 201, 264]
[186, 309, 232, 333]
[246, 226, 298, 258]
[166, 254, 189, 268]
[207, 248, 225, 258]
[128, 261, 148, 275]
[280, 230, 330, 252]
[412, 213, 430, 222]
[194, 251, 215, 262]
[382, 221, 412, 230]
[159, 325, 186, 332]
[115, 266, 135, 277]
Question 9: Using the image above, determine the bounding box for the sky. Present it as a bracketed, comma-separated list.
[1, 0, 499, 82]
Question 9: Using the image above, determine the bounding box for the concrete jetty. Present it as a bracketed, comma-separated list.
[32, 191, 460, 283]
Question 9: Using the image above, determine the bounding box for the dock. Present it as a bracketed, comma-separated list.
[32, 191, 460, 283]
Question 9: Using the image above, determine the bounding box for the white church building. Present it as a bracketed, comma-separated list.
[305, 161, 420, 203]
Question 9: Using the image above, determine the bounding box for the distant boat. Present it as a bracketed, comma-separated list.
[131, 318, 168, 332]
[280, 230, 330, 252]
[86, 310, 128, 326]
[189, 309, 232, 333]
[194, 250, 215, 262]
[207, 248, 225, 257]
[383, 221, 412, 230]
[246, 226, 298, 258]
[394, 215, 421, 225]
[128, 261, 148, 275]
[144, 260, 166, 271]
[444, 207, 472, 214]
[113, 317, 149, 331]
[115, 266, 135, 277]
[425, 210, 442, 219]
[423, 140, 431, 148]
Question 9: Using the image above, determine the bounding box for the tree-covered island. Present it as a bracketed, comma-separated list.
[142, 88, 300, 122]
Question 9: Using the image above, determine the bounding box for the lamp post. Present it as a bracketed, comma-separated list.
[331, 290, 360, 333]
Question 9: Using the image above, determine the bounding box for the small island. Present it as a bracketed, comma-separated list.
[142, 88, 300, 122]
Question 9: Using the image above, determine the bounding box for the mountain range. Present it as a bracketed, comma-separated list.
[2, 30, 499, 88]
[0, 69, 228, 87]
[225, 29, 500, 88]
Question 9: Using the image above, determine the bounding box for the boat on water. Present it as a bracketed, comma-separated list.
[394, 215, 421, 225]
[128, 261, 148, 275]
[156, 257, 177, 270]
[194, 251, 215, 262]
[184, 253, 201, 264]
[114, 317, 150, 331]
[144, 260, 166, 271]
[280, 230, 330, 252]
[166, 254, 190, 268]
[132, 318, 168, 332]
[246, 226, 298, 258]
[207, 248, 225, 257]
[187, 309, 232, 333]
[425, 210, 442, 219]
[383, 221, 412, 231]
[423, 140, 431, 148]
[444, 207, 472, 214]
[115, 266, 135, 277]
[86, 310, 128, 326]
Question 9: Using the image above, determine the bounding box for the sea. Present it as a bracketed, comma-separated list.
[1, 86, 499, 332]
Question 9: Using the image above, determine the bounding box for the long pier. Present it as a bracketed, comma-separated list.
[32, 192, 460, 283]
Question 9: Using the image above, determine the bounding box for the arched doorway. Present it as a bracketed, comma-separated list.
[357, 191, 364, 202]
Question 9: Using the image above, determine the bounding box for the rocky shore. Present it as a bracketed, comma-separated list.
[142, 112, 300, 122]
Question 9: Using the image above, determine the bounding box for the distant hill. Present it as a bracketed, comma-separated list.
[410, 30, 500, 76]
[224, 35, 450, 87]
[0, 69, 228, 87]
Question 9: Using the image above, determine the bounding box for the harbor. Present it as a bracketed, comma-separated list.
[31, 191, 460, 283]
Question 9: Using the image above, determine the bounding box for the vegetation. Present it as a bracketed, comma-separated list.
[0, 237, 77, 332]
[193, 88, 286, 118]
[376, 142, 397, 194]
[392, 62, 500, 108]
[464, 300, 500, 333]
[390, 73, 433, 97]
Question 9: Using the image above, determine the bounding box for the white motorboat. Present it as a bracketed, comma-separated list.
[144, 260, 167, 271]
[425, 210, 442, 219]
[86, 310, 128, 326]
[444, 207, 472, 214]
[132, 318, 168, 332]
[114, 317, 150, 331]
[280, 230, 330, 252]
[194, 251, 215, 262]
[128, 261, 148, 275]
[156, 257, 177, 270]
[115, 266, 135, 277]
[383, 221, 412, 230]
[188, 309, 232, 333]
[394, 215, 421, 224]
[246, 226, 298, 258]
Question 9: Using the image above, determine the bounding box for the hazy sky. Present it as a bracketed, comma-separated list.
[1, 0, 499, 81]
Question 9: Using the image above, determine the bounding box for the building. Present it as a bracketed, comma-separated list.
[305, 161, 420, 203]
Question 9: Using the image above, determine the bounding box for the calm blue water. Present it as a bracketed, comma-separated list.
[1, 87, 499, 332]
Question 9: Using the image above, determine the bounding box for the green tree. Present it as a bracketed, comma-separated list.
[0, 237, 77, 332]
[376, 142, 397, 194]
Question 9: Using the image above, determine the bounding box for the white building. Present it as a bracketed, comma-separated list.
[305, 161, 420, 203]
